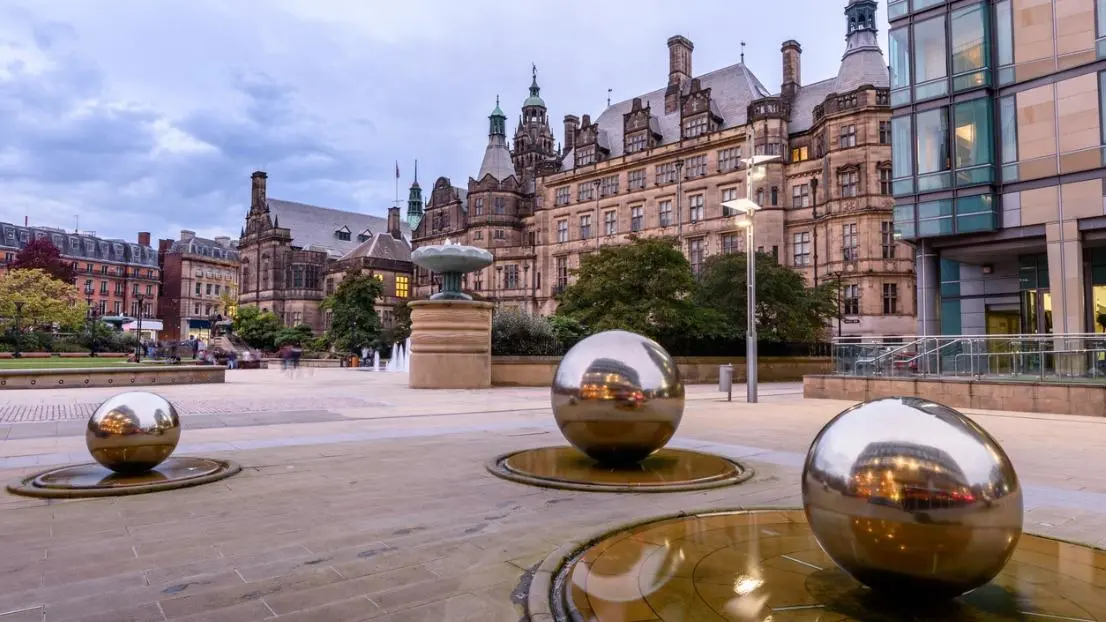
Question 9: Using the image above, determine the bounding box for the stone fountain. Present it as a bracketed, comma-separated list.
[409, 240, 494, 389]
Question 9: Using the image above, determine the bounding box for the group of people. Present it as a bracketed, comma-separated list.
[278, 343, 303, 370]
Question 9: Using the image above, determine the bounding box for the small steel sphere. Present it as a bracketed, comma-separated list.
[801, 397, 1023, 598]
[551, 330, 685, 465]
[86, 392, 182, 474]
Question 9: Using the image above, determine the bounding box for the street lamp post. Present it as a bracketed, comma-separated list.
[12, 301, 24, 359]
[721, 123, 781, 404]
[592, 179, 601, 251]
[134, 294, 146, 363]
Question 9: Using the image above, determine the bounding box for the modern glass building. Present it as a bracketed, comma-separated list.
[890, 0, 1106, 339]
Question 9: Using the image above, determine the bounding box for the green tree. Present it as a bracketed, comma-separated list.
[548, 314, 589, 351]
[233, 306, 283, 350]
[322, 270, 383, 354]
[555, 236, 725, 342]
[0, 269, 87, 330]
[377, 298, 413, 349]
[274, 324, 314, 347]
[694, 252, 839, 342]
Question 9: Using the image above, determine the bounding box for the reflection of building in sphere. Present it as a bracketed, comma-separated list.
[86, 392, 182, 475]
[801, 397, 1023, 599]
[552, 330, 685, 465]
[847, 442, 975, 511]
[579, 358, 645, 406]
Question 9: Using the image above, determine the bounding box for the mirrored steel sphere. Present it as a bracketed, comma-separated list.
[801, 397, 1023, 598]
[551, 330, 685, 465]
[86, 392, 182, 474]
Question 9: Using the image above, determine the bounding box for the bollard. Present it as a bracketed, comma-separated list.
[719, 364, 733, 402]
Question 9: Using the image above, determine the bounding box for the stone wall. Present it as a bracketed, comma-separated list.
[0, 366, 225, 390]
[491, 356, 832, 387]
[803, 375, 1106, 417]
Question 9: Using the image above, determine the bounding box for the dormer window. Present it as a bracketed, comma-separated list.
[575, 146, 596, 166]
[335, 226, 351, 241]
[358, 233, 370, 242]
[683, 116, 709, 139]
[626, 132, 648, 154]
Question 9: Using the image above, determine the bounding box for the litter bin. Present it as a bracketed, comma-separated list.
[719, 364, 733, 401]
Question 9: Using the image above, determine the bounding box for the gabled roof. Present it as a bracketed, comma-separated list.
[339, 232, 412, 263]
[266, 199, 411, 259]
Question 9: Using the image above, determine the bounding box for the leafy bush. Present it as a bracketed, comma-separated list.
[52, 339, 88, 353]
[274, 324, 314, 347]
[548, 315, 590, 351]
[491, 310, 562, 356]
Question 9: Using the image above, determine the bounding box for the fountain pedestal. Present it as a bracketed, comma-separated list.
[408, 299, 493, 389]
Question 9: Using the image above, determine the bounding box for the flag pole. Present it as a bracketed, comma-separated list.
[394, 161, 400, 209]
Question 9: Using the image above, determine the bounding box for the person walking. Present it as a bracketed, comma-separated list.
[190, 336, 199, 360]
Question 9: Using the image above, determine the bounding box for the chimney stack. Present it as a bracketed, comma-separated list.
[137, 232, 151, 247]
[665, 35, 694, 114]
[563, 115, 579, 153]
[250, 171, 268, 210]
[179, 230, 196, 241]
[781, 40, 802, 101]
[387, 206, 402, 239]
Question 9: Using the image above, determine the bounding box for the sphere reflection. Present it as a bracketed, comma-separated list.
[551, 330, 684, 465]
[801, 397, 1022, 598]
[86, 392, 182, 474]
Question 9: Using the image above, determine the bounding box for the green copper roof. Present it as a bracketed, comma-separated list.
[523, 68, 545, 108]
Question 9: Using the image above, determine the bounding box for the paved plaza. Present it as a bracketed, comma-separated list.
[0, 370, 1104, 621]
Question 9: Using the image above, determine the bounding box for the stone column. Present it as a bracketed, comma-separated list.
[1046, 220, 1087, 376]
[408, 300, 493, 389]
[915, 240, 940, 337]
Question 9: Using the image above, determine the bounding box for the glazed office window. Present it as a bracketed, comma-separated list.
[998, 96, 1019, 180]
[792, 232, 811, 267]
[628, 169, 646, 190]
[995, 0, 1014, 83]
[599, 175, 619, 197]
[913, 16, 949, 100]
[881, 221, 897, 258]
[555, 256, 568, 290]
[718, 147, 741, 172]
[504, 265, 519, 290]
[837, 170, 859, 198]
[630, 206, 644, 232]
[688, 238, 705, 276]
[770, 186, 779, 206]
[953, 98, 993, 186]
[879, 167, 892, 195]
[791, 146, 809, 162]
[1098, 0, 1106, 57]
[658, 201, 673, 227]
[626, 132, 648, 154]
[655, 163, 677, 185]
[684, 155, 707, 178]
[882, 284, 899, 315]
[917, 199, 954, 237]
[888, 0, 907, 20]
[395, 275, 409, 298]
[839, 125, 857, 148]
[950, 4, 989, 91]
[688, 194, 704, 221]
[554, 187, 570, 206]
[494, 197, 506, 214]
[577, 184, 594, 202]
[916, 108, 951, 191]
[721, 233, 741, 254]
[576, 147, 596, 166]
[579, 215, 592, 239]
[891, 116, 914, 195]
[603, 210, 617, 235]
[955, 194, 997, 234]
[842, 223, 859, 261]
[792, 184, 811, 208]
[893, 204, 916, 240]
[557, 220, 568, 243]
[843, 284, 860, 316]
[683, 116, 709, 139]
[878, 122, 891, 145]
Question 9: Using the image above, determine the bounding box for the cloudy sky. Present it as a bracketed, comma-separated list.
[0, 1, 888, 244]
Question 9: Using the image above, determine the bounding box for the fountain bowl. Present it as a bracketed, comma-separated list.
[411, 242, 493, 300]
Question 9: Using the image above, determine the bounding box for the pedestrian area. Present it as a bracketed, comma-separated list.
[0, 370, 1103, 621]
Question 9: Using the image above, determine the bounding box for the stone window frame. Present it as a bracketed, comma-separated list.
[839, 124, 858, 148]
[687, 194, 705, 222]
[683, 115, 710, 139]
[842, 223, 859, 261]
[628, 168, 647, 190]
[630, 205, 644, 232]
[843, 283, 860, 315]
[837, 165, 861, 198]
[556, 219, 569, 243]
[626, 132, 648, 154]
[718, 147, 742, 172]
[603, 210, 617, 236]
[578, 214, 592, 239]
[792, 231, 811, 267]
[792, 183, 811, 207]
[658, 200, 673, 227]
[882, 283, 898, 315]
[554, 186, 571, 206]
[655, 162, 678, 185]
[684, 154, 707, 179]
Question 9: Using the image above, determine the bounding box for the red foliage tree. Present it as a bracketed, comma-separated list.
[9, 238, 76, 283]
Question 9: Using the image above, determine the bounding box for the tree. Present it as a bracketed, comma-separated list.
[274, 324, 313, 347]
[377, 298, 412, 350]
[694, 252, 839, 342]
[322, 270, 383, 354]
[10, 238, 76, 283]
[233, 306, 283, 350]
[0, 269, 87, 330]
[555, 236, 725, 342]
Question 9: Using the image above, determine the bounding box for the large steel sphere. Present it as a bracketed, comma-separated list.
[551, 330, 685, 465]
[86, 392, 182, 474]
[801, 397, 1023, 599]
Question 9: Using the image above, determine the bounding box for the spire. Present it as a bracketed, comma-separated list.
[489, 96, 506, 136]
[835, 0, 887, 92]
[523, 65, 546, 109]
[407, 164, 424, 230]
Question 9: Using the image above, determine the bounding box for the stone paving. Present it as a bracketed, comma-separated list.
[0, 370, 1101, 621]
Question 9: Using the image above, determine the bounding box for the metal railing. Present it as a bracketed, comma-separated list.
[832, 333, 1106, 383]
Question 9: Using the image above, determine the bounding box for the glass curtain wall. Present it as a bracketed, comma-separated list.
[916, 108, 951, 191]
[914, 16, 949, 100]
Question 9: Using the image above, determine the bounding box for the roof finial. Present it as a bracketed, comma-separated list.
[414, 159, 418, 184]
[740, 41, 746, 64]
[532, 63, 537, 80]
[607, 88, 612, 107]
[496, 94, 500, 106]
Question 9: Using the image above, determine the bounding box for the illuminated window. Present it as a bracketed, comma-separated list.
[395, 275, 409, 298]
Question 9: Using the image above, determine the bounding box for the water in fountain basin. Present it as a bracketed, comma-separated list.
[372, 350, 380, 371]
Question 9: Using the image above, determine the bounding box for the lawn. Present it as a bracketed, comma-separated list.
[0, 357, 145, 370]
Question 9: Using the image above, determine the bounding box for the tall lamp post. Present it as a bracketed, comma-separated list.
[721, 127, 781, 404]
[134, 294, 146, 363]
[592, 179, 601, 250]
[12, 300, 24, 359]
